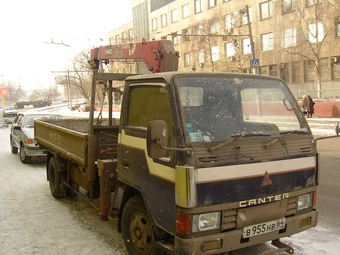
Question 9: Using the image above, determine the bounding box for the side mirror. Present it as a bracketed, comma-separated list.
[147, 120, 168, 158]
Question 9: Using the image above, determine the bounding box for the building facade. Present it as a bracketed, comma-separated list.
[108, 0, 340, 98]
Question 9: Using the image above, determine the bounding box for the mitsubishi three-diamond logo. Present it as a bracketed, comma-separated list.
[261, 171, 273, 186]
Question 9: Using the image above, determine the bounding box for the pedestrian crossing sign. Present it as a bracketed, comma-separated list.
[251, 58, 260, 68]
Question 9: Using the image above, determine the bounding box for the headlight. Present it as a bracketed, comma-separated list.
[297, 193, 312, 211]
[192, 212, 221, 233]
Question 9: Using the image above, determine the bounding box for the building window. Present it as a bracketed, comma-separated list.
[128, 29, 133, 40]
[260, 1, 273, 20]
[309, 22, 324, 43]
[195, 0, 202, 13]
[280, 63, 289, 82]
[282, 0, 296, 13]
[225, 13, 236, 33]
[242, 38, 252, 54]
[261, 33, 274, 51]
[171, 9, 178, 23]
[152, 18, 157, 30]
[110, 37, 114, 45]
[122, 32, 127, 43]
[293, 61, 301, 83]
[197, 50, 205, 64]
[269, 65, 278, 77]
[184, 52, 191, 66]
[241, 7, 252, 25]
[196, 24, 204, 41]
[210, 21, 219, 34]
[305, 60, 314, 82]
[283, 28, 296, 47]
[307, 0, 322, 7]
[209, 0, 217, 8]
[336, 23, 340, 37]
[320, 59, 329, 81]
[161, 14, 167, 27]
[260, 66, 268, 75]
[182, 29, 190, 42]
[182, 4, 189, 18]
[211, 46, 220, 62]
[172, 36, 178, 45]
[115, 35, 120, 44]
[224, 0, 231, 2]
[333, 61, 340, 79]
[225, 42, 236, 57]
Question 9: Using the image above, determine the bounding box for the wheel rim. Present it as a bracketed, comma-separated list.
[20, 146, 26, 160]
[129, 211, 153, 254]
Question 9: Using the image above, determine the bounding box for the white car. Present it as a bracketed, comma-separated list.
[3, 106, 17, 117]
[10, 112, 63, 163]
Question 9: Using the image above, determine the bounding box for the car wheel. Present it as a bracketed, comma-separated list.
[122, 195, 158, 255]
[10, 137, 18, 154]
[20, 144, 31, 164]
[48, 157, 66, 198]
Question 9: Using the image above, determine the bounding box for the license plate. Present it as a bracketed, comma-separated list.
[242, 218, 286, 238]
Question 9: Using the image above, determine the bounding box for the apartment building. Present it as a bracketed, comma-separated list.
[108, 0, 340, 98]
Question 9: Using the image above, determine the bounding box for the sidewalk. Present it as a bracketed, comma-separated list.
[307, 117, 340, 136]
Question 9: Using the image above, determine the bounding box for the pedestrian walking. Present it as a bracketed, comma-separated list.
[307, 95, 315, 118]
[301, 95, 310, 117]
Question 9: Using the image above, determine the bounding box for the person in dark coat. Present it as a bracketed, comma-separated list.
[307, 95, 315, 118]
[301, 95, 309, 117]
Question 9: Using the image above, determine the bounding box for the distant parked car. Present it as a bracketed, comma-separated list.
[3, 106, 17, 117]
[10, 112, 63, 164]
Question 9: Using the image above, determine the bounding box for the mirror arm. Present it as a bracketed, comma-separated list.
[156, 137, 192, 153]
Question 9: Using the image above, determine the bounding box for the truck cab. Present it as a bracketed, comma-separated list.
[117, 71, 317, 254]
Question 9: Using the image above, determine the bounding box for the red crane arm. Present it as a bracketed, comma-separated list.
[90, 39, 179, 73]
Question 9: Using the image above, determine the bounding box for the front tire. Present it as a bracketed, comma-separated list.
[20, 144, 31, 164]
[48, 157, 66, 198]
[122, 195, 157, 255]
[10, 137, 18, 154]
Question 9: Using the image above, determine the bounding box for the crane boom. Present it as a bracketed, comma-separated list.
[90, 39, 179, 73]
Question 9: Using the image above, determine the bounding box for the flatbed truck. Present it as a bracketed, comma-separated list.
[34, 39, 333, 254]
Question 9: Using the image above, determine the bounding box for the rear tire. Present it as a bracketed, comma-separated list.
[20, 144, 31, 164]
[48, 157, 66, 198]
[122, 195, 158, 255]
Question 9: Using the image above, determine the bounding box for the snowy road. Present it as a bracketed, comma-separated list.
[0, 119, 340, 254]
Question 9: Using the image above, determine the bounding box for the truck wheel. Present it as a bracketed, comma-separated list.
[48, 157, 66, 198]
[10, 137, 18, 154]
[20, 144, 31, 164]
[122, 195, 157, 255]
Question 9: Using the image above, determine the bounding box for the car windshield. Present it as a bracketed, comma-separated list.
[24, 114, 62, 128]
[6, 106, 16, 110]
[176, 75, 307, 142]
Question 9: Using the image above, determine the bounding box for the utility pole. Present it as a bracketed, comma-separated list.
[246, 5, 258, 74]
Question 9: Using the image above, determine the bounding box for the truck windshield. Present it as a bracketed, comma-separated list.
[176, 75, 307, 142]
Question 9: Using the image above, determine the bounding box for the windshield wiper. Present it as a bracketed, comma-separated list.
[262, 129, 309, 148]
[208, 132, 270, 152]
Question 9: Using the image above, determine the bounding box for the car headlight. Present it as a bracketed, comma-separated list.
[192, 212, 221, 233]
[297, 193, 312, 211]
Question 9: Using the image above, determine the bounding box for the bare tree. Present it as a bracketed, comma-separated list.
[4, 80, 26, 102]
[282, 0, 339, 98]
[55, 49, 93, 103]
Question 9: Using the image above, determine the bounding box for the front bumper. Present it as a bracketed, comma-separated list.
[174, 209, 317, 255]
[24, 145, 48, 157]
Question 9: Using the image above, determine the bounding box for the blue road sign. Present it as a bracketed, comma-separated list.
[251, 58, 260, 68]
